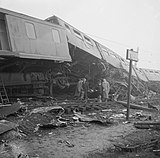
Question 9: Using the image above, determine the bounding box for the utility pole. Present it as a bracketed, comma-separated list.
[126, 49, 138, 121]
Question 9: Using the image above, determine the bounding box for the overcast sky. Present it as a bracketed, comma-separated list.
[1, 0, 160, 70]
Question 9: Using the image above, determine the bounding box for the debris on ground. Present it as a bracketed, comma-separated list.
[116, 100, 158, 112]
[0, 97, 160, 158]
[114, 139, 158, 152]
[134, 121, 160, 130]
[39, 118, 67, 129]
[30, 106, 64, 116]
[73, 110, 113, 125]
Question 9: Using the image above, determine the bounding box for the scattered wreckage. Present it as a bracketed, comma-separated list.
[134, 121, 160, 130]
[1, 8, 160, 158]
[114, 139, 158, 152]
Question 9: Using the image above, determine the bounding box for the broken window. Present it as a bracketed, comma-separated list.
[73, 29, 83, 40]
[101, 47, 110, 56]
[110, 53, 117, 59]
[64, 24, 72, 33]
[84, 36, 93, 47]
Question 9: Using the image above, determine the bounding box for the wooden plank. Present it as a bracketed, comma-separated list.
[116, 100, 157, 112]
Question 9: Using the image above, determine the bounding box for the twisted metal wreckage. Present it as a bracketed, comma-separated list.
[0, 8, 159, 101]
[1, 9, 160, 157]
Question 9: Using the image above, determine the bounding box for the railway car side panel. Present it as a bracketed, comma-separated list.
[5, 15, 71, 61]
[46, 16, 102, 60]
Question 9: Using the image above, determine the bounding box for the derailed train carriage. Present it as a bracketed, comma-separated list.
[0, 8, 160, 99]
[0, 8, 72, 97]
[45, 15, 160, 98]
[0, 8, 105, 97]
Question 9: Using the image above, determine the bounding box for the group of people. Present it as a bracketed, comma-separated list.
[74, 77, 110, 102]
[74, 78, 89, 100]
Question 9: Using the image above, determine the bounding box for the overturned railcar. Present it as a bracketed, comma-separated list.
[46, 16, 106, 87]
[0, 8, 72, 97]
[46, 15, 149, 97]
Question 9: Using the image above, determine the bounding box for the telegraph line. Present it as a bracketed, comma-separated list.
[86, 33, 159, 56]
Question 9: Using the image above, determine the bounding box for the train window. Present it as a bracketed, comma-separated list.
[121, 59, 128, 65]
[64, 24, 72, 33]
[52, 29, 61, 43]
[73, 29, 83, 40]
[101, 47, 109, 55]
[84, 36, 93, 46]
[25, 22, 36, 39]
[110, 53, 116, 59]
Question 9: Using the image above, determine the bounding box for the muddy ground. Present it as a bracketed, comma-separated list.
[0, 99, 160, 158]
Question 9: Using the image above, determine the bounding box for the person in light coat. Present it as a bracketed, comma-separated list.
[102, 78, 110, 102]
[74, 78, 83, 99]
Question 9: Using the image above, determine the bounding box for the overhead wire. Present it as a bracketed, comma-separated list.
[85, 32, 157, 65]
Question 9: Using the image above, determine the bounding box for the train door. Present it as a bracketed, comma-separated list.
[0, 12, 10, 51]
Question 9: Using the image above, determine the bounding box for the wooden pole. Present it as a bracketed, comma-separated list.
[126, 60, 132, 121]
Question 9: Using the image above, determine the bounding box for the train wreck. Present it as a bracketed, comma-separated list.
[0, 8, 159, 100]
[0, 8, 160, 158]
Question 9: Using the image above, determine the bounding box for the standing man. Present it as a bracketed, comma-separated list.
[81, 78, 89, 101]
[102, 78, 110, 102]
[97, 79, 103, 102]
[74, 78, 83, 99]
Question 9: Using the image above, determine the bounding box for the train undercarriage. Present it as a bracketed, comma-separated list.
[0, 50, 148, 101]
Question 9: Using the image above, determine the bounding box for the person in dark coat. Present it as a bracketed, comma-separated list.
[97, 79, 103, 102]
[81, 78, 89, 100]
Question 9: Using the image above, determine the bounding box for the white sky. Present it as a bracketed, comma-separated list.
[0, 0, 160, 70]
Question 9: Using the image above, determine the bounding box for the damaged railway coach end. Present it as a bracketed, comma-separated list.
[0, 8, 71, 97]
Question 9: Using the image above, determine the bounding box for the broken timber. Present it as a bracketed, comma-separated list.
[115, 100, 157, 112]
[114, 139, 158, 152]
[134, 121, 160, 130]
